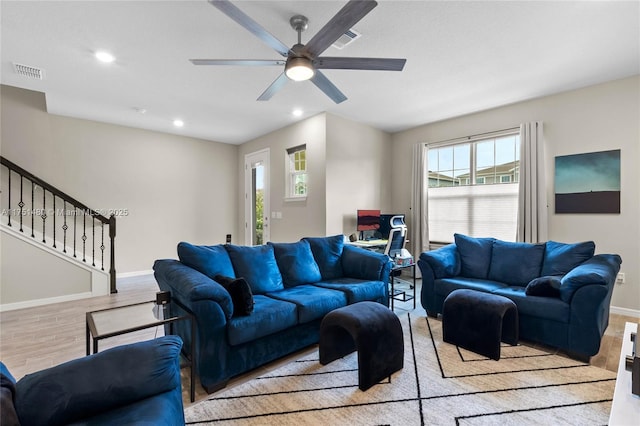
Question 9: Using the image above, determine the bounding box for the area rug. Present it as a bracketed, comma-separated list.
[185, 313, 615, 425]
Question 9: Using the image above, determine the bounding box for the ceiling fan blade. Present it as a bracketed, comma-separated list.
[257, 73, 289, 101]
[315, 57, 406, 71]
[310, 71, 347, 104]
[303, 0, 377, 58]
[208, 0, 291, 57]
[190, 59, 285, 66]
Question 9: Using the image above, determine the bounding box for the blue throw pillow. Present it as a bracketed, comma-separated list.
[454, 234, 495, 279]
[303, 235, 344, 280]
[560, 254, 622, 303]
[541, 240, 595, 276]
[225, 244, 284, 294]
[177, 242, 235, 280]
[488, 240, 545, 286]
[268, 240, 322, 287]
[525, 276, 561, 297]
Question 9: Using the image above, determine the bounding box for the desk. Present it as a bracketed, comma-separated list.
[350, 239, 388, 250]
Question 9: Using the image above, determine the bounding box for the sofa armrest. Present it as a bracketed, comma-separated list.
[419, 244, 461, 279]
[15, 336, 183, 426]
[341, 245, 392, 282]
[559, 254, 622, 303]
[154, 259, 233, 319]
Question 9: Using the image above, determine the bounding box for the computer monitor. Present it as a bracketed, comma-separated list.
[356, 209, 381, 231]
[379, 214, 406, 239]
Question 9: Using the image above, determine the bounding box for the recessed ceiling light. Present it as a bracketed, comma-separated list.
[292, 109, 303, 117]
[173, 119, 184, 127]
[95, 51, 115, 63]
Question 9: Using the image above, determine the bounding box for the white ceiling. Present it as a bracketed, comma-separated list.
[2, 1, 638, 145]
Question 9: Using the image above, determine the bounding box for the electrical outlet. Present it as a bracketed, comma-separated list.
[616, 272, 625, 285]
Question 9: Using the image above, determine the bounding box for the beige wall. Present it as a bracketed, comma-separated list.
[237, 112, 393, 243]
[1, 85, 238, 274]
[1, 230, 92, 304]
[237, 113, 327, 243]
[326, 113, 392, 236]
[391, 76, 640, 312]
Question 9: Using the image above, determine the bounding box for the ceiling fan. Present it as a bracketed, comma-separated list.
[190, 0, 406, 104]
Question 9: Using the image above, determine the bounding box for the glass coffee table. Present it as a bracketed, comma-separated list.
[86, 299, 196, 402]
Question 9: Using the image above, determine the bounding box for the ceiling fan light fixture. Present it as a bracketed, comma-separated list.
[285, 57, 314, 82]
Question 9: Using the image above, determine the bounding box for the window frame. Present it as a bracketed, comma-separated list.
[285, 144, 307, 201]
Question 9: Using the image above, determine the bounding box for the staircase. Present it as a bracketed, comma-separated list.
[1, 156, 116, 309]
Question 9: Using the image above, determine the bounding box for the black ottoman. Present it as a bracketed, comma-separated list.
[442, 289, 518, 360]
[319, 301, 403, 391]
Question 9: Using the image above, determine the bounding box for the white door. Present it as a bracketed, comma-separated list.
[244, 149, 270, 245]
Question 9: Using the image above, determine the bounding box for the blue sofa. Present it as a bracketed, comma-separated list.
[153, 235, 391, 393]
[0, 336, 185, 426]
[418, 234, 622, 360]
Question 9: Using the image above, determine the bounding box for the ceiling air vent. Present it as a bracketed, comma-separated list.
[13, 63, 45, 80]
[331, 28, 361, 50]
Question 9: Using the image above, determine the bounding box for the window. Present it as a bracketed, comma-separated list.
[426, 131, 520, 243]
[285, 145, 307, 199]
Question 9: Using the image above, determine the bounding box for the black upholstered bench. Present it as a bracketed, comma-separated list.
[442, 289, 518, 360]
[319, 301, 403, 391]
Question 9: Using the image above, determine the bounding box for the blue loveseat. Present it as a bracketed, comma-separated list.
[0, 336, 184, 426]
[153, 235, 391, 393]
[418, 234, 622, 360]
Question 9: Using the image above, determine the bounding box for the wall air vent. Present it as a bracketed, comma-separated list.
[331, 28, 361, 50]
[13, 63, 45, 80]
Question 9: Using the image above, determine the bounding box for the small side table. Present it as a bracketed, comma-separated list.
[389, 262, 416, 310]
[86, 299, 196, 402]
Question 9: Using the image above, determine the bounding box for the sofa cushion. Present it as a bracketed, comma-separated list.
[454, 234, 495, 279]
[541, 240, 595, 276]
[225, 244, 284, 294]
[559, 254, 622, 303]
[177, 242, 235, 280]
[313, 278, 387, 304]
[227, 295, 298, 346]
[525, 276, 561, 298]
[268, 240, 322, 287]
[488, 240, 545, 286]
[266, 285, 347, 324]
[492, 286, 570, 323]
[214, 275, 254, 316]
[434, 277, 508, 297]
[303, 235, 344, 280]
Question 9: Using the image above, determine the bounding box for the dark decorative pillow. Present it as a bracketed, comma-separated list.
[525, 276, 562, 297]
[214, 275, 254, 316]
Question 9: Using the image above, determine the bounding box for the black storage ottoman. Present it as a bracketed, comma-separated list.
[442, 289, 518, 360]
[319, 301, 403, 391]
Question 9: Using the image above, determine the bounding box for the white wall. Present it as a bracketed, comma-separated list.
[1, 85, 238, 274]
[391, 76, 640, 312]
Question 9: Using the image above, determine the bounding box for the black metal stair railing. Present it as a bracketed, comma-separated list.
[0, 156, 117, 293]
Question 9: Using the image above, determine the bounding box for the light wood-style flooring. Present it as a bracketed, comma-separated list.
[1, 275, 637, 407]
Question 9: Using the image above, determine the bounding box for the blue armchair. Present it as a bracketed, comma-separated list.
[1, 336, 185, 426]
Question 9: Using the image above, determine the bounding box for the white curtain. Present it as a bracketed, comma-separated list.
[410, 143, 429, 259]
[517, 122, 548, 243]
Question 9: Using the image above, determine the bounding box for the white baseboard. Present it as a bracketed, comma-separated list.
[610, 305, 640, 319]
[117, 270, 153, 279]
[0, 291, 94, 312]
